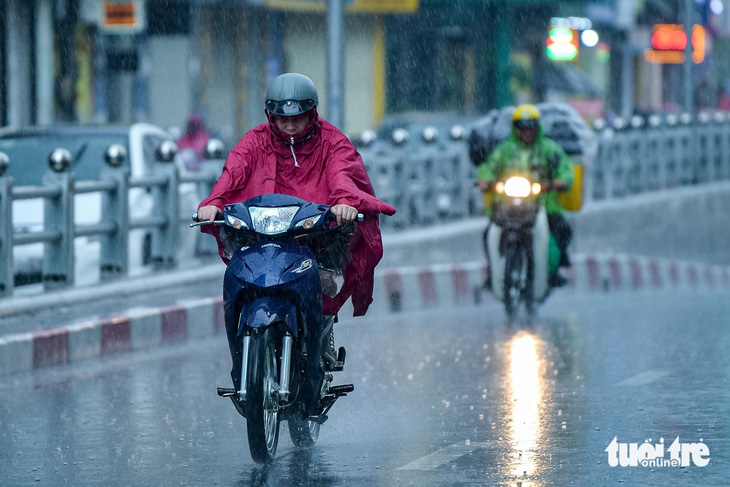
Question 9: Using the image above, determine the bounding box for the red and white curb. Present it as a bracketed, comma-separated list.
[566, 253, 730, 291]
[0, 297, 224, 376]
[1, 253, 726, 375]
[370, 253, 730, 313]
[369, 261, 487, 314]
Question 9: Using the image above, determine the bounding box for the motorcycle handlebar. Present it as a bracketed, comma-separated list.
[324, 210, 364, 225]
[190, 212, 223, 227]
[476, 180, 565, 192]
[190, 210, 363, 228]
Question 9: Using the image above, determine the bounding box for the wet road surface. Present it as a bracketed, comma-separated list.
[1, 289, 728, 486]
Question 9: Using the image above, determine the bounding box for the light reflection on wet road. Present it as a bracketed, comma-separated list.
[1, 289, 729, 486]
[507, 332, 543, 479]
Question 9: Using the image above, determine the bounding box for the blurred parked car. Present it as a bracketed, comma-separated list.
[467, 102, 597, 165]
[0, 123, 200, 286]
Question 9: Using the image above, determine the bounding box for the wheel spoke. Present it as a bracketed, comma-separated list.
[264, 342, 278, 453]
[246, 328, 281, 463]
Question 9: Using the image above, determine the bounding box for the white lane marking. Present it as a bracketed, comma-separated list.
[615, 370, 668, 387]
[396, 442, 490, 471]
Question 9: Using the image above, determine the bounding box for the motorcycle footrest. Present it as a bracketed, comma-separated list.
[311, 385, 353, 423]
[310, 413, 329, 425]
[329, 384, 354, 396]
[333, 347, 346, 371]
[217, 387, 237, 397]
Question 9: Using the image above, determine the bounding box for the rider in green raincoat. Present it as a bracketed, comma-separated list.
[477, 104, 574, 286]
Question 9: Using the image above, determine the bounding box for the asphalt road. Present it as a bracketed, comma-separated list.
[1, 289, 728, 486]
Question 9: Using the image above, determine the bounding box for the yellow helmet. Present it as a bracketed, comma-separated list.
[512, 104, 540, 128]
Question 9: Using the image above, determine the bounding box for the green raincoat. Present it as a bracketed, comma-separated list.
[477, 121, 574, 216]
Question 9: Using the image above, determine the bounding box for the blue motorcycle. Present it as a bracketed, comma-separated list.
[193, 194, 357, 463]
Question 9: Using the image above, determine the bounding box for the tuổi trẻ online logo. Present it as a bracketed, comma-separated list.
[605, 437, 710, 468]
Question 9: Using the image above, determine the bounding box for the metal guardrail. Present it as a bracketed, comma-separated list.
[358, 111, 730, 227]
[590, 112, 730, 200]
[0, 144, 222, 297]
[359, 126, 482, 229]
[2, 114, 730, 296]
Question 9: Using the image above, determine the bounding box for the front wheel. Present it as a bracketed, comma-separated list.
[246, 328, 280, 463]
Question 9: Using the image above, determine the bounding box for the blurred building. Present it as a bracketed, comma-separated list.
[0, 0, 725, 137]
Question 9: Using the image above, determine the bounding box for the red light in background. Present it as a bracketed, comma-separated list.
[651, 25, 687, 50]
[646, 24, 706, 64]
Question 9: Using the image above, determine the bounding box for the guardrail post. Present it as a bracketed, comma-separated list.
[627, 119, 646, 194]
[100, 165, 130, 280]
[704, 115, 721, 182]
[42, 153, 75, 289]
[590, 130, 606, 201]
[719, 115, 730, 179]
[0, 154, 12, 297]
[419, 130, 439, 223]
[665, 120, 680, 187]
[678, 115, 694, 184]
[696, 117, 710, 184]
[362, 150, 402, 229]
[440, 126, 472, 218]
[151, 159, 179, 268]
[614, 132, 629, 197]
[386, 129, 411, 227]
[195, 162, 223, 257]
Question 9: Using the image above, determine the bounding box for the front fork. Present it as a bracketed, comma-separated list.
[238, 335, 251, 402]
[278, 334, 293, 402]
[221, 322, 352, 423]
[237, 332, 293, 405]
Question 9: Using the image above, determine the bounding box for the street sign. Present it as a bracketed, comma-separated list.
[349, 0, 418, 13]
[265, 0, 418, 13]
[101, 0, 145, 34]
[644, 24, 705, 64]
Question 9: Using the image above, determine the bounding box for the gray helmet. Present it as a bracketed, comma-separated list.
[265, 73, 319, 116]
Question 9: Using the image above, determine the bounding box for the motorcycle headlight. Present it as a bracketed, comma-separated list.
[503, 176, 532, 198]
[249, 206, 300, 235]
[294, 214, 321, 230]
[226, 214, 248, 230]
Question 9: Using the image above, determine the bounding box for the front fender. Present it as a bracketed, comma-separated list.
[239, 297, 298, 338]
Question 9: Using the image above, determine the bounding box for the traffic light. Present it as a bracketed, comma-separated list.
[546, 27, 579, 61]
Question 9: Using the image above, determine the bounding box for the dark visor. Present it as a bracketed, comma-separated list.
[265, 99, 316, 116]
[513, 119, 539, 129]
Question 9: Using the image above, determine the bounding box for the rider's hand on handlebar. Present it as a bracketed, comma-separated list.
[547, 179, 567, 192]
[198, 205, 222, 222]
[330, 204, 358, 225]
[477, 179, 494, 192]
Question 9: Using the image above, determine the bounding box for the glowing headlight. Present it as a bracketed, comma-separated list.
[226, 214, 248, 229]
[503, 177, 532, 198]
[294, 214, 321, 230]
[249, 206, 300, 235]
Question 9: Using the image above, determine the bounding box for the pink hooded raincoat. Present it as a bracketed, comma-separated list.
[199, 118, 396, 316]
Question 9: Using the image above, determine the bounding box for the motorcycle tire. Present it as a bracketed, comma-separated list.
[504, 246, 523, 321]
[288, 413, 320, 448]
[523, 250, 536, 318]
[245, 328, 281, 463]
